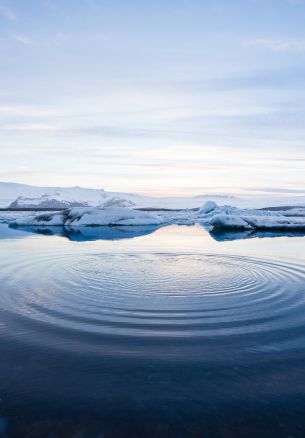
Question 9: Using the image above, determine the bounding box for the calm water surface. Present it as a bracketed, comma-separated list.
[0, 224, 305, 437]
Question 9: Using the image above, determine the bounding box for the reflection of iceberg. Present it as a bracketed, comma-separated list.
[64, 225, 162, 241]
[8, 224, 162, 241]
[0, 224, 31, 240]
[209, 228, 305, 242]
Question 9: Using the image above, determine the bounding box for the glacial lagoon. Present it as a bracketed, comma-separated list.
[0, 223, 305, 437]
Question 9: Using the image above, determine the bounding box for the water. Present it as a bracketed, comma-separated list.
[0, 224, 305, 437]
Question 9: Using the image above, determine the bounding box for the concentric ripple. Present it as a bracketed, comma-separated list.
[1, 248, 305, 350]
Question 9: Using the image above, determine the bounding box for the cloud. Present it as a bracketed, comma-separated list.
[0, 121, 191, 138]
[246, 38, 305, 53]
[0, 105, 58, 117]
[0, 3, 16, 20]
[245, 187, 305, 194]
[11, 34, 31, 45]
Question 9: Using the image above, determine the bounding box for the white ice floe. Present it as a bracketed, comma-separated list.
[208, 208, 305, 231]
[210, 214, 305, 230]
[5, 199, 305, 231]
[11, 207, 165, 227]
[194, 201, 305, 230]
[197, 202, 238, 223]
[210, 214, 253, 230]
[12, 212, 64, 226]
[198, 201, 217, 215]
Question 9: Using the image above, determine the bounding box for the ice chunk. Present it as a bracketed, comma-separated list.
[198, 201, 218, 215]
[210, 213, 305, 231]
[12, 212, 65, 226]
[11, 207, 166, 227]
[210, 214, 253, 230]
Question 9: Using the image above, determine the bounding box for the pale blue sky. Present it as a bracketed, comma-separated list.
[1, 0, 305, 195]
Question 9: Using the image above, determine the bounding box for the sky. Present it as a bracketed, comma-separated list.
[0, 0, 305, 196]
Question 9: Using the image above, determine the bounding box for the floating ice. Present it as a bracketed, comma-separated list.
[11, 207, 165, 227]
[198, 201, 217, 215]
[210, 212, 305, 230]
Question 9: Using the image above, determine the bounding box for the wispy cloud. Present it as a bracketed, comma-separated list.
[0, 105, 58, 117]
[11, 34, 31, 45]
[245, 187, 305, 194]
[0, 123, 191, 139]
[246, 37, 305, 53]
[0, 0, 305, 194]
[0, 2, 16, 20]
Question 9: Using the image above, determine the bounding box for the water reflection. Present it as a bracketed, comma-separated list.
[1, 223, 305, 437]
[7, 224, 162, 241]
[5, 222, 305, 243]
[210, 228, 305, 242]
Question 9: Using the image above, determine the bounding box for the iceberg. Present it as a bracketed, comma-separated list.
[11, 207, 166, 227]
[210, 213, 305, 231]
[5, 200, 305, 232]
[196, 201, 305, 231]
[198, 201, 217, 215]
[210, 214, 252, 229]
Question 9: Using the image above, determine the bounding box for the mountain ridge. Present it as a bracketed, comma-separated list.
[0, 182, 305, 210]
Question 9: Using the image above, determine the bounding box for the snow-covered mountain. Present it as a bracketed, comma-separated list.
[0, 182, 305, 210]
[9, 194, 136, 210]
[0, 183, 108, 208]
[0, 182, 235, 209]
[9, 195, 88, 209]
[0, 183, 138, 209]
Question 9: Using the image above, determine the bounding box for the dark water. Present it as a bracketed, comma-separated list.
[0, 224, 305, 437]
